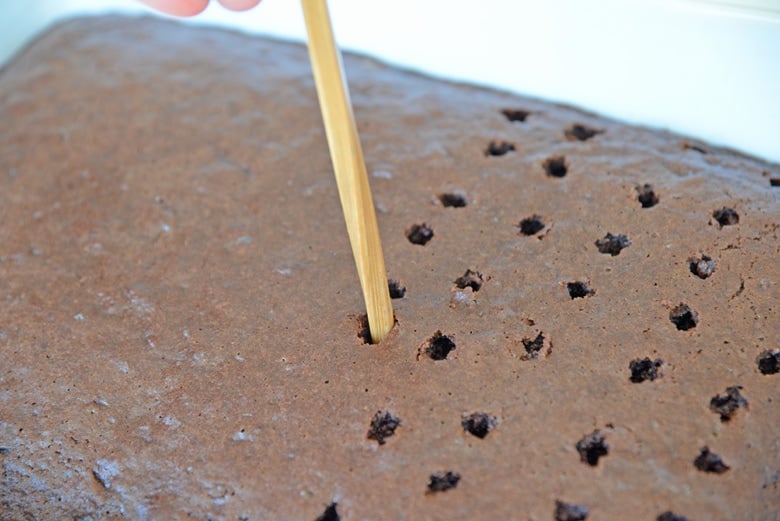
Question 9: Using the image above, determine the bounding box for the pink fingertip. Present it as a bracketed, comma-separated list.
[218, 0, 263, 11]
[138, 0, 210, 17]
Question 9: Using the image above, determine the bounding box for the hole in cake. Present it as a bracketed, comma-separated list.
[567, 281, 595, 299]
[388, 279, 406, 299]
[406, 223, 434, 245]
[543, 156, 568, 178]
[709, 386, 748, 422]
[367, 410, 401, 445]
[315, 502, 340, 521]
[521, 332, 551, 360]
[688, 255, 715, 279]
[693, 447, 729, 474]
[518, 215, 545, 236]
[426, 471, 460, 494]
[438, 191, 468, 208]
[419, 331, 456, 361]
[669, 303, 698, 331]
[657, 512, 690, 521]
[682, 141, 708, 154]
[357, 314, 371, 344]
[485, 140, 516, 157]
[595, 233, 631, 256]
[454, 269, 484, 292]
[501, 108, 530, 122]
[636, 183, 659, 208]
[629, 358, 663, 383]
[770, 178, 780, 187]
[757, 349, 780, 375]
[461, 412, 498, 439]
[565, 124, 603, 142]
[575, 430, 609, 466]
[555, 500, 589, 521]
[712, 207, 739, 227]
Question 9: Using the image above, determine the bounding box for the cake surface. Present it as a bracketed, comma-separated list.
[1, 16, 778, 521]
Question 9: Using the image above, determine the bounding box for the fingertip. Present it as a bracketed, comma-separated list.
[218, 0, 262, 11]
[138, 0, 210, 17]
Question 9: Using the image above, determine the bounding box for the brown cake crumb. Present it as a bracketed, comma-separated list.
[595, 233, 631, 256]
[438, 191, 468, 208]
[461, 412, 498, 439]
[367, 411, 401, 445]
[485, 140, 515, 157]
[669, 303, 698, 331]
[519, 215, 545, 236]
[501, 108, 530, 122]
[689, 255, 716, 279]
[554, 500, 589, 521]
[406, 223, 434, 245]
[629, 358, 663, 383]
[566, 281, 595, 299]
[757, 349, 780, 375]
[316, 503, 340, 521]
[636, 183, 660, 208]
[565, 124, 603, 142]
[454, 269, 484, 292]
[419, 331, 456, 361]
[387, 279, 406, 299]
[709, 386, 748, 422]
[426, 471, 460, 493]
[543, 155, 568, 178]
[694, 447, 730, 474]
[575, 430, 609, 466]
[657, 512, 689, 521]
[712, 207, 739, 227]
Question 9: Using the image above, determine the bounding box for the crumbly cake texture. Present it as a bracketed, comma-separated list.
[1, 16, 778, 521]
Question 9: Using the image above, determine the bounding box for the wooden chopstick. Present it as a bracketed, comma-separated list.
[301, 0, 394, 343]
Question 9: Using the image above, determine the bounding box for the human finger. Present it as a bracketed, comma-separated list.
[138, 0, 210, 16]
[218, 0, 262, 11]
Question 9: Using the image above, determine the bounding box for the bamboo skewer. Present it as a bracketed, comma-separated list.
[301, 0, 394, 343]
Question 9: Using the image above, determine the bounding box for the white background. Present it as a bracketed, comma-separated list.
[2, 0, 779, 164]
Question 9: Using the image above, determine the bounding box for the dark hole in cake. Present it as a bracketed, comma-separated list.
[521, 332, 546, 359]
[388, 279, 406, 299]
[694, 447, 729, 474]
[519, 215, 545, 236]
[485, 140, 516, 157]
[555, 500, 589, 521]
[669, 303, 698, 331]
[544, 155, 568, 178]
[567, 281, 595, 299]
[688, 255, 715, 279]
[427, 471, 460, 493]
[575, 430, 609, 466]
[454, 269, 484, 292]
[461, 412, 497, 439]
[594, 233, 631, 256]
[636, 183, 660, 208]
[770, 178, 780, 187]
[565, 124, 603, 142]
[657, 512, 690, 521]
[501, 108, 530, 122]
[0, 447, 10, 454]
[438, 191, 468, 208]
[357, 314, 371, 344]
[315, 502, 340, 521]
[406, 223, 434, 245]
[367, 410, 401, 445]
[757, 349, 780, 375]
[629, 358, 663, 383]
[422, 331, 456, 361]
[709, 385, 748, 422]
[712, 207, 739, 227]
[682, 141, 708, 154]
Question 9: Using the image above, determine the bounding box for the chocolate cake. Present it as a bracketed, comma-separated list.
[1, 16, 778, 520]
